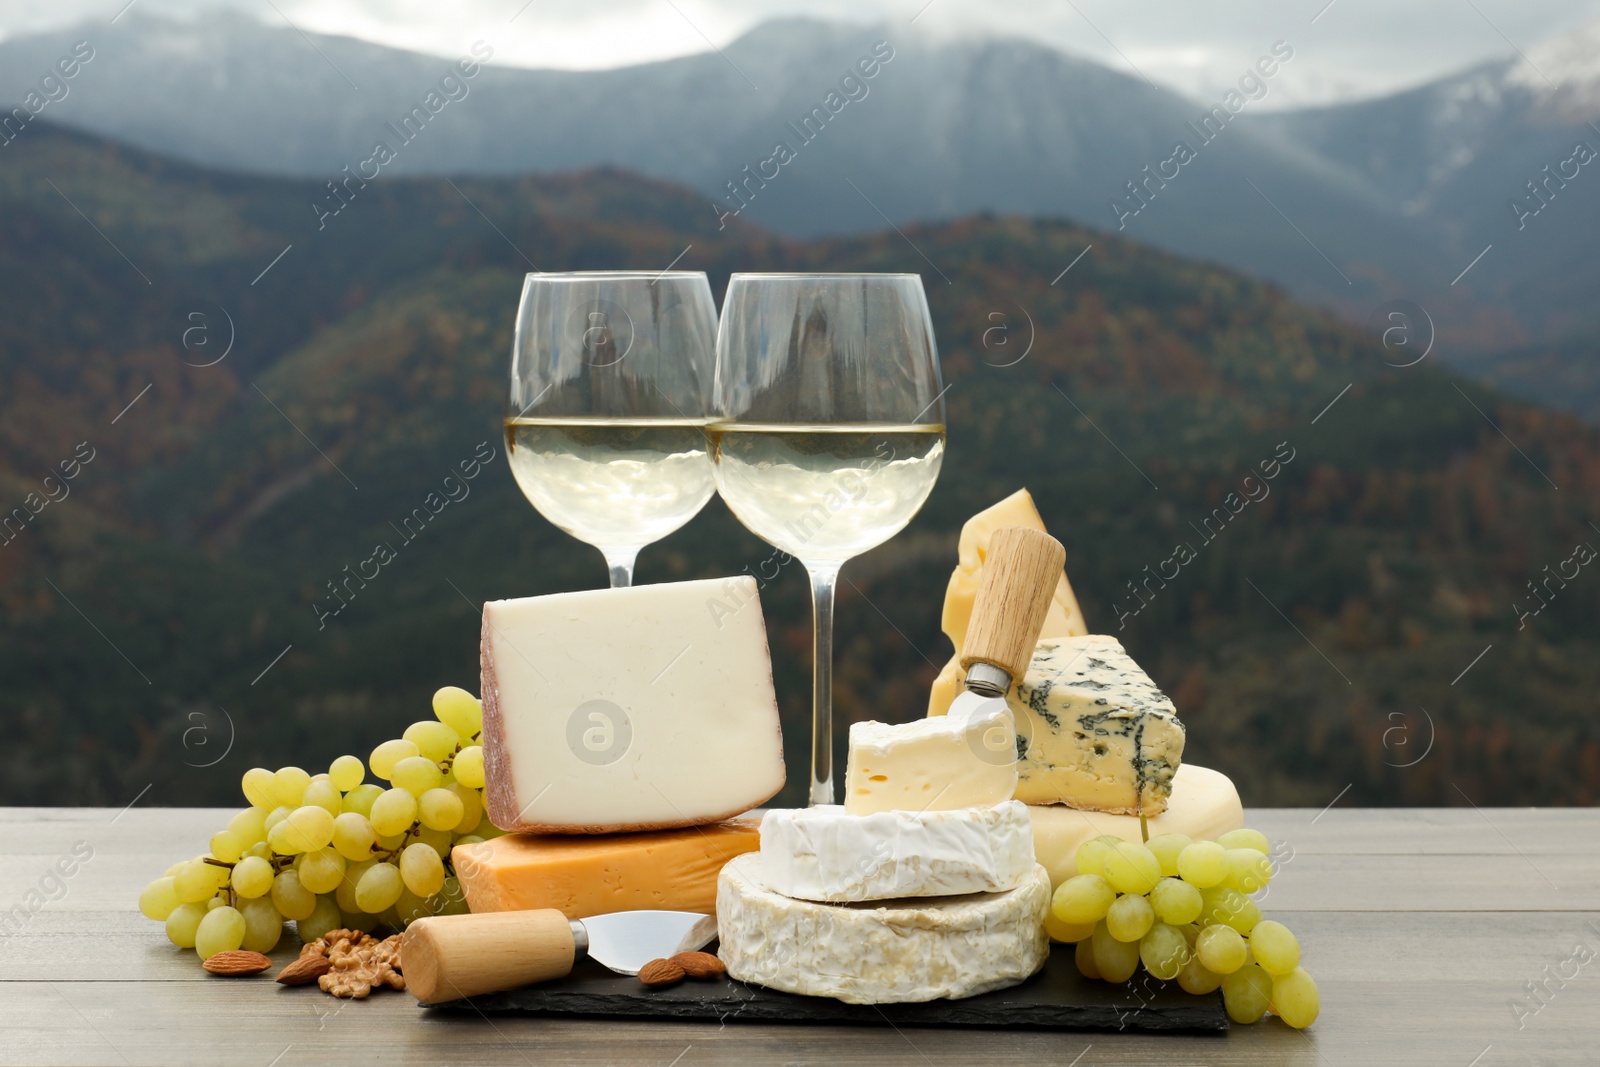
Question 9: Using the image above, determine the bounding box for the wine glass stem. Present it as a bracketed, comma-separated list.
[806, 562, 841, 806]
[602, 547, 639, 589]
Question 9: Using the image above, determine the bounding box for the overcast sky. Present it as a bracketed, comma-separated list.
[3, 0, 1598, 107]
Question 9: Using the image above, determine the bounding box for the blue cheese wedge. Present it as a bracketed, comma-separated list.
[1008, 635, 1184, 815]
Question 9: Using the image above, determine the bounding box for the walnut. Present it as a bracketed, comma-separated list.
[316, 933, 406, 998]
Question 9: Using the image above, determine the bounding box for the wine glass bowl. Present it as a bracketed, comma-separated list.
[506, 271, 718, 587]
[708, 273, 946, 805]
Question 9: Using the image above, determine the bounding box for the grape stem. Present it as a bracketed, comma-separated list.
[1139, 814, 1149, 844]
[202, 856, 236, 869]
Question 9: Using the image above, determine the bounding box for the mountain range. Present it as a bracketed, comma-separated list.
[3, 122, 1599, 811]
[2, 11, 1599, 387]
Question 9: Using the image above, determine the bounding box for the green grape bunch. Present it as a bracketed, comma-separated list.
[137, 687, 504, 964]
[1050, 827, 1321, 1029]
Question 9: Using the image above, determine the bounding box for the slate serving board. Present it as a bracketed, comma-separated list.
[420, 947, 1228, 1032]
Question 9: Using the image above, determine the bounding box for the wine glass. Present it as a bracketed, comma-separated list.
[506, 271, 718, 587]
[708, 273, 946, 805]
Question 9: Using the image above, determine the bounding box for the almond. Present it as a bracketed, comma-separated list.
[670, 951, 726, 979]
[276, 953, 334, 986]
[202, 950, 272, 976]
[637, 957, 686, 988]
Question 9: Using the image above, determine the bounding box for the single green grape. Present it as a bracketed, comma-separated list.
[266, 820, 301, 856]
[1217, 828, 1270, 855]
[174, 860, 219, 904]
[239, 895, 284, 953]
[1271, 966, 1320, 1028]
[1105, 892, 1155, 942]
[369, 738, 419, 781]
[270, 869, 317, 921]
[1090, 920, 1140, 983]
[399, 842, 446, 897]
[273, 766, 311, 809]
[1199, 886, 1254, 931]
[296, 894, 344, 945]
[342, 783, 383, 817]
[418, 788, 464, 831]
[297, 847, 347, 895]
[139, 876, 180, 921]
[414, 825, 453, 859]
[452, 746, 485, 789]
[405, 720, 460, 762]
[226, 807, 268, 844]
[1044, 912, 1096, 943]
[1074, 935, 1101, 979]
[231, 855, 275, 898]
[448, 782, 483, 834]
[302, 779, 343, 818]
[354, 863, 403, 913]
[209, 829, 247, 864]
[195, 905, 247, 960]
[165, 901, 207, 948]
[1224, 848, 1274, 894]
[340, 908, 379, 934]
[433, 686, 483, 739]
[1146, 833, 1192, 877]
[1150, 877, 1203, 925]
[262, 805, 292, 834]
[1176, 840, 1227, 888]
[1052, 873, 1116, 924]
[240, 767, 277, 809]
[283, 805, 337, 852]
[328, 754, 365, 792]
[370, 788, 418, 836]
[395, 887, 434, 927]
[337, 860, 376, 913]
[1195, 923, 1248, 974]
[1139, 922, 1191, 980]
[1177, 954, 1223, 995]
[468, 816, 508, 841]
[391, 756, 444, 796]
[454, 835, 485, 847]
[331, 812, 378, 861]
[1074, 836, 1112, 878]
[1249, 920, 1301, 975]
[1222, 963, 1273, 1024]
[1103, 841, 1161, 895]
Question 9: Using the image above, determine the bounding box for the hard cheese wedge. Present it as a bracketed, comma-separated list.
[480, 576, 785, 833]
[1028, 764, 1242, 889]
[842, 703, 1016, 816]
[928, 488, 1088, 717]
[759, 800, 1035, 902]
[1006, 635, 1184, 813]
[717, 852, 1050, 1004]
[451, 818, 760, 917]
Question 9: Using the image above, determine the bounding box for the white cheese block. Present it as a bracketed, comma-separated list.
[1028, 764, 1243, 889]
[842, 704, 1017, 816]
[1005, 634, 1184, 814]
[479, 576, 785, 833]
[717, 853, 1050, 1004]
[758, 800, 1035, 902]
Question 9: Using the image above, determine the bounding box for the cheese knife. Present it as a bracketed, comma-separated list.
[403, 908, 718, 1004]
[947, 526, 1067, 742]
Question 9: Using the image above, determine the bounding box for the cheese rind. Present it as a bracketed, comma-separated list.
[1028, 764, 1243, 889]
[1006, 634, 1184, 814]
[842, 706, 1016, 816]
[717, 853, 1051, 1004]
[759, 800, 1035, 902]
[452, 818, 760, 918]
[480, 576, 785, 833]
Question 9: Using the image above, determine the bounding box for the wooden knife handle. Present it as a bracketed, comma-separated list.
[403, 909, 576, 1003]
[960, 526, 1067, 683]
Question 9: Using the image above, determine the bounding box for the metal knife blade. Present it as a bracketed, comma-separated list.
[577, 909, 718, 975]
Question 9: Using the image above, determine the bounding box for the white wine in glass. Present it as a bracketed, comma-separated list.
[709, 274, 946, 805]
[505, 272, 717, 587]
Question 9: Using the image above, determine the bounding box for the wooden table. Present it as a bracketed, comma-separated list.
[2, 807, 1596, 1066]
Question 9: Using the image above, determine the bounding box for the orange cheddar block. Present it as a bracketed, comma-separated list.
[452, 818, 761, 918]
